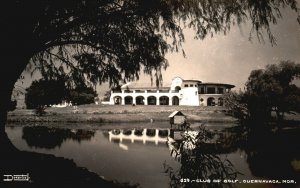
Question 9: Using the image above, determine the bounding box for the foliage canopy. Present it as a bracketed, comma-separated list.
[1, 0, 300, 119]
[25, 79, 97, 109]
[245, 60, 300, 121]
[25, 79, 67, 109]
[67, 86, 97, 105]
[225, 61, 300, 125]
[2, 0, 299, 88]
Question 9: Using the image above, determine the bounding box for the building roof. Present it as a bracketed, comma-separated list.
[120, 78, 234, 89]
[199, 82, 235, 88]
[121, 82, 171, 89]
[168, 111, 185, 118]
[182, 79, 202, 83]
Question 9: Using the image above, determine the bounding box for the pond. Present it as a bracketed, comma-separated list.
[5, 122, 300, 187]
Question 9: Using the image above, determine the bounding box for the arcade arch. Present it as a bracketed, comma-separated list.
[159, 96, 169, 105]
[147, 96, 157, 105]
[136, 96, 145, 105]
[207, 97, 215, 106]
[124, 96, 133, 105]
[113, 96, 122, 105]
[172, 96, 179, 105]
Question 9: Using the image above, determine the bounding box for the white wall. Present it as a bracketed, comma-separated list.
[170, 77, 183, 91]
[179, 87, 199, 106]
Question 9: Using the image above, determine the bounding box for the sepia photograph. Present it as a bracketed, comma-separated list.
[1, 0, 300, 188]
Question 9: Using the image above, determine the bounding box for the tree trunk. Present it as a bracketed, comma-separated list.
[0, 52, 31, 152]
[0, 86, 18, 152]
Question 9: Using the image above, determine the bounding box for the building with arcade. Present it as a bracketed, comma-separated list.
[108, 77, 234, 106]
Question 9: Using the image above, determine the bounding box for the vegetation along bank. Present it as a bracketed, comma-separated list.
[7, 105, 237, 123]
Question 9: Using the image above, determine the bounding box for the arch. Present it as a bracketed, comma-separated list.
[159, 96, 169, 105]
[134, 129, 143, 136]
[207, 97, 215, 106]
[172, 96, 179, 105]
[158, 130, 169, 138]
[174, 86, 181, 92]
[136, 96, 145, 105]
[123, 129, 132, 136]
[218, 98, 224, 106]
[113, 96, 122, 105]
[124, 96, 133, 105]
[112, 129, 121, 135]
[146, 129, 156, 137]
[147, 96, 157, 105]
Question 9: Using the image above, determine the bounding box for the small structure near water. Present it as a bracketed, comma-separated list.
[169, 111, 190, 130]
[169, 111, 190, 140]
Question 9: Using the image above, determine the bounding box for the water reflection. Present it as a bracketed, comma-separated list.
[102, 128, 171, 152]
[22, 126, 95, 149]
[6, 125, 177, 188]
[165, 126, 240, 188]
[0, 149, 138, 187]
[107, 128, 170, 145]
[244, 128, 300, 182]
[5, 123, 300, 187]
[1, 125, 136, 188]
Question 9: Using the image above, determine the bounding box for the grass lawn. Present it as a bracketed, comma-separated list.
[7, 104, 237, 123]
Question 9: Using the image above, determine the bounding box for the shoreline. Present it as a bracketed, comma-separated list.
[7, 104, 238, 124]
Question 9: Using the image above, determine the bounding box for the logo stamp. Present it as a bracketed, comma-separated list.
[3, 173, 30, 182]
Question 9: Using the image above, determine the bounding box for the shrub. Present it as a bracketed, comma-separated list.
[35, 106, 47, 116]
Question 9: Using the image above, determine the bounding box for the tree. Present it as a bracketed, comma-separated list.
[223, 91, 248, 122]
[103, 85, 121, 101]
[0, 0, 299, 149]
[67, 85, 97, 105]
[7, 100, 17, 112]
[103, 91, 112, 102]
[25, 79, 97, 109]
[25, 79, 67, 109]
[244, 61, 300, 122]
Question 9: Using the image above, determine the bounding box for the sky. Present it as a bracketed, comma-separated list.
[17, 5, 300, 99]
[144, 8, 300, 91]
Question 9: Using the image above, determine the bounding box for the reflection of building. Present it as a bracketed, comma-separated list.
[109, 77, 234, 106]
[108, 128, 170, 145]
